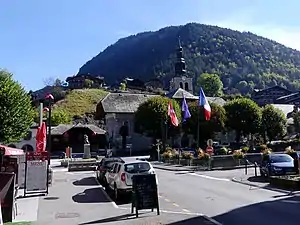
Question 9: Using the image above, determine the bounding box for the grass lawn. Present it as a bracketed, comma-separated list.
[4, 222, 31, 225]
[53, 89, 108, 117]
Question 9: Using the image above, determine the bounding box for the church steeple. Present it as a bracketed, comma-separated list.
[175, 37, 186, 77]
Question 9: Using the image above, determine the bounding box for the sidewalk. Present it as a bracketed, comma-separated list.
[152, 162, 254, 172]
[230, 169, 300, 194]
[152, 162, 198, 172]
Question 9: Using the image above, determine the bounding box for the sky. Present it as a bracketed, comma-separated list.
[1, 0, 300, 91]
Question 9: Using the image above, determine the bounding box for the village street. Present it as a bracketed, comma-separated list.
[17, 163, 300, 225]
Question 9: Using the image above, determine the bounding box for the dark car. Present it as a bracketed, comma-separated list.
[96, 157, 123, 185]
[260, 153, 296, 177]
[50, 151, 66, 159]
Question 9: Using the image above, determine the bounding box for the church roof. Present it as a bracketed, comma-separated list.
[166, 88, 226, 106]
[101, 93, 159, 113]
[166, 88, 197, 99]
[51, 123, 106, 135]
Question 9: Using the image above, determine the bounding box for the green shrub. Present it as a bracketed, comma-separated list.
[241, 146, 249, 153]
[233, 150, 244, 159]
[182, 152, 194, 160]
[219, 147, 228, 155]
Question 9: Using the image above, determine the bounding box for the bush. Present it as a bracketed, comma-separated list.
[182, 152, 194, 160]
[219, 147, 228, 155]
[198, 149, 210, 160]
[285, 146, 295, 156]
[162, 151, 172, 159]
[233, 149, 245, 159]
[241, 146, 249, 153]
[171, 149, 179, 159]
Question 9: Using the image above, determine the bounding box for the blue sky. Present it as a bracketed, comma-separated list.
[1, 0, 300, 91]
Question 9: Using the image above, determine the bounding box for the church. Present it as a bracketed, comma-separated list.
[97, 40, 226, 154]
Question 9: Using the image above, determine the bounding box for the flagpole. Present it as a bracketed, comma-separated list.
[197, 107, 200, 148]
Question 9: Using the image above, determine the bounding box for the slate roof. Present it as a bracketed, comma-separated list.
[51, 123, 106, 135]
[271, 104, 294, 116]
[166, 88, 198, 100]
[166, 88, 226, 106]
[101, 93, 159, 113]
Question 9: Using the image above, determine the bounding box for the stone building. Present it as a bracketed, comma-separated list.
[66, 74, 104, 89]
[96, 93, 159, 152]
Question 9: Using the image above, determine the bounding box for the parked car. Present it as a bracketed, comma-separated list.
[105, 158, 157, 200]
[260, 153, 296, 177]
[50, 151, 66, 159]
[96, 157, 123, 185]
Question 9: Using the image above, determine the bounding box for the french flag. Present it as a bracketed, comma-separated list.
[199, 88, 211, 120]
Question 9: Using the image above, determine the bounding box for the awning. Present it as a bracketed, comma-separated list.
[0, 145, 24, 156]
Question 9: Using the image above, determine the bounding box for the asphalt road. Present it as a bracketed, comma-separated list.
[34, 163, 300, 225]
[154, 169, 300, 225]
[34, 168, 217, 225]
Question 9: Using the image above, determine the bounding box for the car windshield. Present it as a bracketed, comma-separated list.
[124, 162, 151, 174]
[270, 155, 293, 163]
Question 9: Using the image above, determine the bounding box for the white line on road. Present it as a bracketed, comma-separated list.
[182, 209, 190, 213]
[189, 173, 230, 181]
[118, 206, 203, 216]
[94, 177, 119, 209]
[172, 203, 180, 207]
[164, 198, 171, 202]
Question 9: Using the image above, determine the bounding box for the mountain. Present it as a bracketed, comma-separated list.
[78, 23, 300, 94]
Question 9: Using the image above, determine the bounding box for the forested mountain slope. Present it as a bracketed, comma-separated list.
[78, 23, 300, 94]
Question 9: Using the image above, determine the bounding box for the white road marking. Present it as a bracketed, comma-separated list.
[189, 173, 230, 181]
[164, 198, 171, 202]
[118, 206, 202, 216]
[94, 177, 119, 208]
[172, 203, 180, 207]
[182, 209, 190, 213]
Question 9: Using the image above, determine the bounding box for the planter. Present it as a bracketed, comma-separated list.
[179, 159, 190, 166]
[270, 176, 300, 190]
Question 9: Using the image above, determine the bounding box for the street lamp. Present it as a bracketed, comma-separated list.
[45, 93, 54, 165]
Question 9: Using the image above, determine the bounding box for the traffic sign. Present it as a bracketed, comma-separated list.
[207, 139, 213, 147]
[206, 146, 214, 155]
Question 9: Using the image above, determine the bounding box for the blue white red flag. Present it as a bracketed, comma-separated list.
[199, 88, 211, 120]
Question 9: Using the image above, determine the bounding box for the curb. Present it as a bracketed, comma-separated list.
[153, 166, 194, 172]
[231, 177, 298, 194]
[202, 214, 223, 225]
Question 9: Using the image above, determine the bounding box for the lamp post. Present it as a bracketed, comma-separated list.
[45, 94, 54, 165]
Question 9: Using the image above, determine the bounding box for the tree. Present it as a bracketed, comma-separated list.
[196, 73, 223, 96]
[120, 82, 126, 91]
[84, 79, 94, 88]
[261, 105, 286, 142]
[183, 102, 226, 145]
[51, 110, 72, 126]
[0, 70, 34, 143]
[134, 96, 181, 139]
[224, 98, 261, 142]
[293, 111, 300, 134]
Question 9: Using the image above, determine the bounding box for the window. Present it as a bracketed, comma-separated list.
[179, 82, 183, 89]
[184, 82, 189, 91]
[113, 164, 119, 173]
[124, 162, 151, 174]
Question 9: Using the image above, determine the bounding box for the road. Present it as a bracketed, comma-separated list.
[35, 167, 217, 225]
[33, 164, 300, 225]
[153, 169, 299, 225]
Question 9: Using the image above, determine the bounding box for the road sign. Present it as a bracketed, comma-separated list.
[206, 146, 214, 155]
[207, 139, 213, 147]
